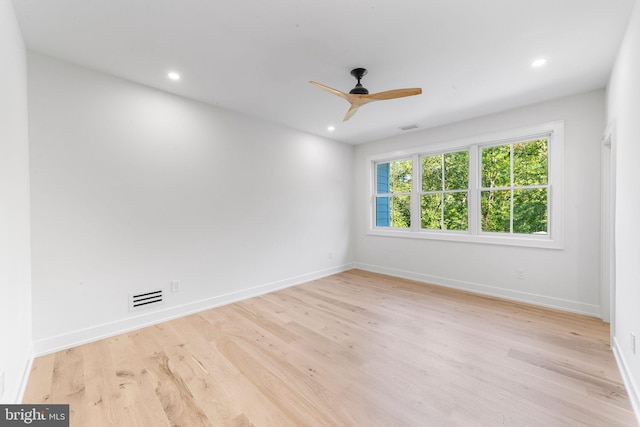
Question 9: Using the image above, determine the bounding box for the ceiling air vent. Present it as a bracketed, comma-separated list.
[129, 289, 164, 312]
[399, 124, 420, 131]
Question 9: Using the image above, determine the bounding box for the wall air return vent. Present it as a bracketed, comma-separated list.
[129, 289, 164, 312]
[399, 124, 419, 131]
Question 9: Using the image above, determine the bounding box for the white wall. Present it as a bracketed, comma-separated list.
[354, 90, 605, 316]
[28, 53, 354, 354]
[0, 0, 32, 403]
[607, 0, 640, 416]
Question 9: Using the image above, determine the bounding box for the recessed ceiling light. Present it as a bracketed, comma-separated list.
[531, 58, 547, 68]
[327, 125, 335, 132]
[167, 71, 181, 81]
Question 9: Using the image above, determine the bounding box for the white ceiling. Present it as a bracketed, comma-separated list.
[12, 0, 636, 144]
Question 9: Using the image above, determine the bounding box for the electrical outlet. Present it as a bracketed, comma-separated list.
[632, 333, 636, 354]
[171, 280, 181, 292]
[516, 269, 525, 280]
[0, 370, 5, 397]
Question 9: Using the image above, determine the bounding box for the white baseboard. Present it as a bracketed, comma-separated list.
[354, 262, 601, 317]
[612, 336, 640, 425]
[16, 348, 34, 404]
[33, 263, 354, 357]
[3, 342, 33, 404]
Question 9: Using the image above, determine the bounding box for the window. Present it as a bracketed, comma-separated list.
[369, 121, 563, 248]
[481, 139, 548, 234]
[374, 159, 412, 228]
[421, 151, 469, 231]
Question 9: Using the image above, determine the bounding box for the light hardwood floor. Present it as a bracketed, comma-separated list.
[24, 270, 636, 426]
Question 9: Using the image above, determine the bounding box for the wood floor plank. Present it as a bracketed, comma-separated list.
[21, 352, 55, 404]
[107, 334, 173, 427]
[23, 270, 637, 426]
[51, 347, 89, 426]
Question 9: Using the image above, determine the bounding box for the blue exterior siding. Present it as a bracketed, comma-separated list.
[376, 163, 390, 226]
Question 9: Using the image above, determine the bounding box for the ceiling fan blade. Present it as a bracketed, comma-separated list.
[341, 89, 420, 120]
[343, 104, 361, 121]
[309, 81, 350, 101]
[365, 88, 422, 101]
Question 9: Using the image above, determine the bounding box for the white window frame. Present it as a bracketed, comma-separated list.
[367, 121, 564, 249]
[418, 149, 470, 233]
[373, 157, 413, 229]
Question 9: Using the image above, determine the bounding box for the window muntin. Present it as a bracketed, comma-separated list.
[480, 139, 548, 235]
[375, 159, 412, 228]
[420, 151, 469, 231]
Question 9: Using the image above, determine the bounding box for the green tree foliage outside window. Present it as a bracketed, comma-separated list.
[481, 139, 548, 234]
[374, 139, 549, 236]
[375, 159, 412, 228]
[421, 151, 468, 230]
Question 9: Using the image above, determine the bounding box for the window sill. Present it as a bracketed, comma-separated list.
[367, 228, 563, 249]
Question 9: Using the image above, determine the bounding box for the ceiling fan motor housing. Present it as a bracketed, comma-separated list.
[349, 68, 369, 94]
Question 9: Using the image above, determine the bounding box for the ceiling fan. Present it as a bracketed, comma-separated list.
[310, 68, 422, 121]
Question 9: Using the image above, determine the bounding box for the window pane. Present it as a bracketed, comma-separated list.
[376, 160, 411, 228]
[444, 192, 468, 230]
[421, 155, 442, 191]
[391, 195, 411, 228]
[513, 189, 547, 234]
[390, 159, 412, 193]
[481, 190, 510, 232]
[482, 145, 511, 188]
[421, 194, 442, 229]
[444, 151, 469, 190]
[376, 163, 390, 193]
[514, 139, 548, 186]
[375, 196, 390, 227]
